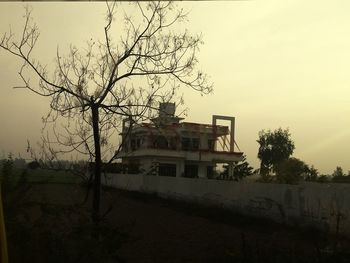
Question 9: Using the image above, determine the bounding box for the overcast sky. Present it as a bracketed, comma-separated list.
[1, 0, 350, 174]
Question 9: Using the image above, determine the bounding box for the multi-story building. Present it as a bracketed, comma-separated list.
[119, 103, 243, 178]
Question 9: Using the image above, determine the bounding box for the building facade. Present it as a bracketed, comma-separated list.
[119, 103, 243, 178]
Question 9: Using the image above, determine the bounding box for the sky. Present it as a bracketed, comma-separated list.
[0, 0, 350, 174]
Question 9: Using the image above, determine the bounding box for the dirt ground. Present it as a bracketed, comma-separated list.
[4, 182, 350, 263]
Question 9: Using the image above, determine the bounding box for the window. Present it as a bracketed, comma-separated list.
[184, 164, 198, 178]
[155, 136, 168, 149]
[169, 137, 178, 150]
[192, 138, 199, 150]
[182, 137, 200, 151]
[181, 138, 191, 150]
[158, 163, 176, 177]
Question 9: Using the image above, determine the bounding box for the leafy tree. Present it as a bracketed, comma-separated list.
[303, 165, 319, 182]
[1, 153, 13, 178]
[331, 166, 350, 183]
[275, 157, 306, 184]
[27, 160, 40, 170]
[275, 158, 319, 184]
[257, 128, 295, 177]
[332, 166, 345, 177]
[233, 155, 254, 181]
[0, 2, 212, 223]
[317, 174, 330, 183]
[1, 153, 14, 196]
[222, 155, 254, 181]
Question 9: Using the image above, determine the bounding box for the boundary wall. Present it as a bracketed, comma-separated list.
[103, 173, 350, 236]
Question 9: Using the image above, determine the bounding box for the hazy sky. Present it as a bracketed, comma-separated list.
[0, 1, 350, 174]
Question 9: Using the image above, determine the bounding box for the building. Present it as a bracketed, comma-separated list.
[118, 103, 243, 178]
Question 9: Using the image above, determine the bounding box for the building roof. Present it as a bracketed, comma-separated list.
[122, 121, 230, 137]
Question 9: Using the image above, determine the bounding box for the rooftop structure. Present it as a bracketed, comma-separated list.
[119, 103, 243, 178]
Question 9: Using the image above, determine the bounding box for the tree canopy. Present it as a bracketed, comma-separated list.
[274, 157, 315, 184]
[257, 128, 295, 177]
[330, 166, 350, 183]
[221, 155, 254, 181]
[332, 166, 345, 177]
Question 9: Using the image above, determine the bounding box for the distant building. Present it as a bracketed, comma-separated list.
[119, 103, 243, 178]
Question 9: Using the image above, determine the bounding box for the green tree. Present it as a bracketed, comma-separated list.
[27, 161, 40, 170]
[303, 165, 319, 182]
[332, 166, 345, 177]
[1, 153, 13, 178]
[222, 155, 253, 181]
[272, 157, 319, 184]
[331, 166, 350, 183]
[1, 153, 14, 196]
[257, 128, 295, 177]
[317, 174, 330, 183]
[233, 155, 254, 181]
[275, 157, 306, 184]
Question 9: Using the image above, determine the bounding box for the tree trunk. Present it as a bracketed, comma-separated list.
[91, 104, 102, 224]
[260, 162, 269, 178]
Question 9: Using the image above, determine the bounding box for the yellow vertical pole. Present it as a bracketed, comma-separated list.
[0, 183, 9, 263]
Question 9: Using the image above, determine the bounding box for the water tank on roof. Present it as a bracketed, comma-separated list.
[159, 102, 175, 118]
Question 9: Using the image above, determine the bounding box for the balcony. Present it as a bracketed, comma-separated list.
[118, 147, 243, 163]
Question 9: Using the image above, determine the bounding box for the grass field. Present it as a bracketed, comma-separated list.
[2, 167, 82, 185]
[2, 169, 350, 262]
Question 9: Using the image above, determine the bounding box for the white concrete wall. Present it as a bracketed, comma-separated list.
[102, 173, 350, 236]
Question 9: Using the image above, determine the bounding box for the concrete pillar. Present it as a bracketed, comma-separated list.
[228, 162, 234, 179]
[198, 164, 207, 178]
[212, 115, 235, 152]
[177, 160, 185, 177]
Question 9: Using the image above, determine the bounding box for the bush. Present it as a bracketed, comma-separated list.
[27, 161, 40, 170]
[1, 154, 13, 177]
[275, 158, 305, 184]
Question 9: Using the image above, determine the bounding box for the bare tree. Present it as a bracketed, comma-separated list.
[0, 1, 212, 224]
